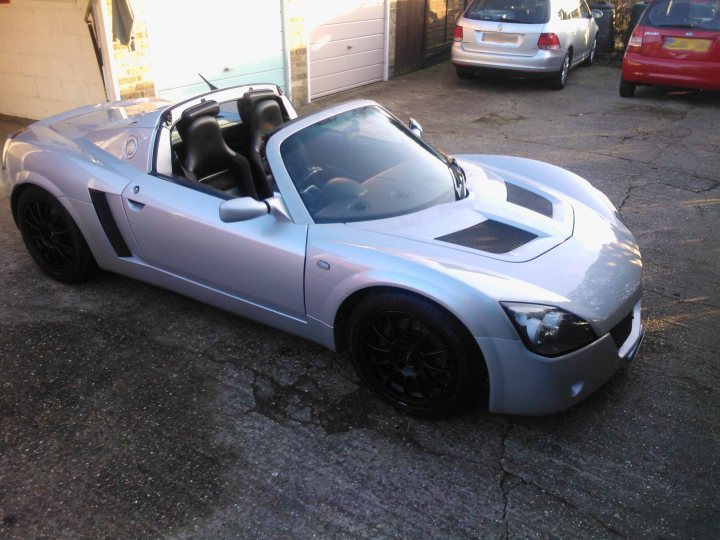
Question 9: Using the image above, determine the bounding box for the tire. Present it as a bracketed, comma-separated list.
[582, 38, 596, 67]
[348, 291, 485, 417]
[455, 66, 474, 80]
[619, 79, 636, 98]
[17, 186, 98, 283]
[548, 52, 571, 90]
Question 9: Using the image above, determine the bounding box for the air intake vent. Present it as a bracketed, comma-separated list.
[506, 183, 553, 218]
[436, 220, 537, 254]
[610, 311, 634, 349]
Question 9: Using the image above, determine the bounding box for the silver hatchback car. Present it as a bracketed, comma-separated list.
[452, 0, 600, 89]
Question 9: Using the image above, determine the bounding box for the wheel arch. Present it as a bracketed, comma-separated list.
[333, 285, 489, 371]
[333, 284, 491, 408]
[10, 174, 65, 226]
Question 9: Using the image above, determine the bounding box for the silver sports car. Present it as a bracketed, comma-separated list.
[2, 84, 643, 416]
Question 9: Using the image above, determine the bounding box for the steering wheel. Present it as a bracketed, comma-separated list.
[298, 166, 325, 189]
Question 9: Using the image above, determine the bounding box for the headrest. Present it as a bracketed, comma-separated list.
[238, 91, 284, 124]
[253, 99, 283, 132]
[181, 100, 220, 123]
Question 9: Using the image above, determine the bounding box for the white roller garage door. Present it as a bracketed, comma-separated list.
[308, 0, 387, 100]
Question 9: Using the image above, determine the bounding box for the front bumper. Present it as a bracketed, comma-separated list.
[622, 53, 720, 91]
[480, 300, 643, 415]
[452, 42, 565, 74]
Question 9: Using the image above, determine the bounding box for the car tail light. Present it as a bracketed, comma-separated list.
[537, 33, 561, 50]
[453, 25, 463, 42]
[627, 27, 643, 52]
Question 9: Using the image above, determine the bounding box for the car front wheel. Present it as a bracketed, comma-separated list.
[348, 291, 485, 416]
[619, 79, 636, 97]
[549, 52, 571, 90]
[17, 186, 98, 283]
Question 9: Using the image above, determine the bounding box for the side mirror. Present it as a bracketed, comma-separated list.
[219, 197, 269, 222]
[592, 9, 603, 18]
[408, 118, 423, 138]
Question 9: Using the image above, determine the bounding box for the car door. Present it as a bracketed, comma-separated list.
[578, 0, 594, 58]
[120, 175, 307, 320]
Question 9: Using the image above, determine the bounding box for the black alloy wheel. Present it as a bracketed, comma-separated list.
[349, 292, 484, 416]
[17, 186, 97, 283]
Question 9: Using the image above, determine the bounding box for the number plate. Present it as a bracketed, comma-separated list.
[663, 37, 712, 52]
[482, 32, 521, 45]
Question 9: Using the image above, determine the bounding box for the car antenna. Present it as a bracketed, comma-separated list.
[198, 74, 218, 91]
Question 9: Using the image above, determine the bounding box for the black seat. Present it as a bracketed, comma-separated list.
[180, 101, 257, 199]
[240, 97, 284, 200]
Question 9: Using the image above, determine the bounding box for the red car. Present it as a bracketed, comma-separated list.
[620, 0, 720, 97]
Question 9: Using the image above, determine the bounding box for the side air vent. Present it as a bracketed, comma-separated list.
[506, 183, 553, 218]
[89, 189, 132, 257]
[436, 220, 537, 254]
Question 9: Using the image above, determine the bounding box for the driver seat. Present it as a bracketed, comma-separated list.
[181, 101, 258, 199]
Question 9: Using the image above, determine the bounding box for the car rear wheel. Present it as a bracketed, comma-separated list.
[17, 186, 98, 283]
[619, 79, 636, 98]
[455, 66, 474, 80]
[348, 291, 485, 416]
[549, 52, 571, 90]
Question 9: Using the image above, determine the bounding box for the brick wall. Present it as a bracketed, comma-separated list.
[0, 0, 106, 119]
[104, 0, 155, 100]
[284, 0, 308, 105]
[388, 0, 398, 77]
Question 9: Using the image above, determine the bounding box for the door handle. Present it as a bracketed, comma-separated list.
[127, 199, 145, 211]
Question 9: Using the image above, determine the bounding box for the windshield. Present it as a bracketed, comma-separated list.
[645, 0, 720, 30]
[465, 0, 551, 24]
[280, 106, 463, 224]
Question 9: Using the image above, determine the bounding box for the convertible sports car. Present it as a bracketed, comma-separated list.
[2, 84, 643, 416]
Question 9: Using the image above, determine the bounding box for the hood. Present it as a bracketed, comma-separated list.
[342, 158, 641, 326]
[347, 158, 574, 263]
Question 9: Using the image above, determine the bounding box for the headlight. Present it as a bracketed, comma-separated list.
[501, 302, 597, 357]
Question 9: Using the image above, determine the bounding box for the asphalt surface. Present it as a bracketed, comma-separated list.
[1, 62, 719, 539]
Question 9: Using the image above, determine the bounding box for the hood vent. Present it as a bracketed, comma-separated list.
[436, 220, 537, 254]
[506, 183, 553, 218]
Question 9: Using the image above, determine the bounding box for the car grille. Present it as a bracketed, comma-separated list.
[610, 311, 634, 348]
[506, 183, 553, 218]
[436, 219, 537, 254]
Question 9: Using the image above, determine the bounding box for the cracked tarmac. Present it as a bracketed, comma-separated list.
[1, 62, 719, 538]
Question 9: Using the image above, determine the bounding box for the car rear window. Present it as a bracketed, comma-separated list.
[645, 0, 720, 30]
[465, 0, 551, 24]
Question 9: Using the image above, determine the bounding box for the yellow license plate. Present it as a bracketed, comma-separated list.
[663, 37, 712, 52]
[482, 32, 520, 45]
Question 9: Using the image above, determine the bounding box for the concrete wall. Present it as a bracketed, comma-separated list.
[0, 0, 106, 119]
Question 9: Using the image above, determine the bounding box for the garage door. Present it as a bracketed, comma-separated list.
[144, 0, 286, 100]
[309, 0, 387, 100]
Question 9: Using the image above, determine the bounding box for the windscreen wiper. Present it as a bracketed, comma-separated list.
[656, 23, 694, 28]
